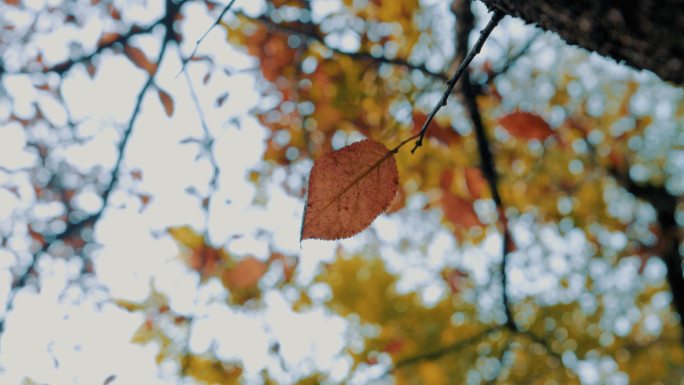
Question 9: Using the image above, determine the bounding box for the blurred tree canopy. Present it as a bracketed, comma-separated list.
[0, 0, 683, 384]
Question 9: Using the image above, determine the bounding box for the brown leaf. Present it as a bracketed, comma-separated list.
[157, 89, 174, 117]
[498, 111, 553, 141]
[301, 139, 399, 240]
[124, 45, 157, 75]
[222, 257, 268, 290]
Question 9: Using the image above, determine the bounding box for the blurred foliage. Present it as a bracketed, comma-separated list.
[1, 0, 683, 384]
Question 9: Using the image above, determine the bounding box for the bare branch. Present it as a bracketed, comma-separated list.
[453, 0, 517, 332]
[486, 30, 543, 80]
[410, 10, 504, 153]
[243, 12, 447, 81]
[178, 0, 239, 75]
[0, 24, 173, 335]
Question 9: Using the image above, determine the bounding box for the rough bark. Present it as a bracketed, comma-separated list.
[480, 0, 684, 84]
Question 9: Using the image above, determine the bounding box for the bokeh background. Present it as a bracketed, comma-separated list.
[0, 0, 683, 384]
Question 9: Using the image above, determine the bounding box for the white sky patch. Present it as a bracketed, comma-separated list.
[264, 291, 346, 373]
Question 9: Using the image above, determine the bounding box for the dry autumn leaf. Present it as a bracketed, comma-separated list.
[124, 45, 157, 75]
[498, 111, 553, 140]
[157, 89, 174, 117]
[301, 139, 399, 240]
[222, 257, 268, 290]
[97, 32, 120, 47]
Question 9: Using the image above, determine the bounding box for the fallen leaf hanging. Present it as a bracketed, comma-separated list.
[301, 139, 399, 241]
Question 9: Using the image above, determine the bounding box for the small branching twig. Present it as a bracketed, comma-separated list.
[178, 0, 239, 76]
[243, 12, 447, 81]
[181, 62, 221, 215]
[486, 30, 543, 80]
[410, 10, 504, 153]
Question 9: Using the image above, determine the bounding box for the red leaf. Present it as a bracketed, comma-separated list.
[498, 111, 553, 140]
[439, 169, 454, 190]
[442, 268, 468, 294]
[124, 45, 157, 75]
[301, 139, 399, 240]
[382, 339, 404, 354]
[157, 89, 174, 117]
[413, 112, 461, 146]
[441, 194, 481, 229]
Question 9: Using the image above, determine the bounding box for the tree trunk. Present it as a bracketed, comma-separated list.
[480, 0, 684, 84]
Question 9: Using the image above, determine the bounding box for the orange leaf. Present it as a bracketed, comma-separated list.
[222, 257, 268, 290]
[97, 32, 120, 47]
[124, 45, 157, 75]
[157, 89, 174, 117]
[301, 139, 399, 240]
[498, 111, 553, 140]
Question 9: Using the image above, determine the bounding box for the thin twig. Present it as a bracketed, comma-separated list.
[181, 63, 220, 193]
[178, 0, 239, 76]
[411, 10, 504, 153]
[487, 30, 543, 80]
[381, 326, 504, 378]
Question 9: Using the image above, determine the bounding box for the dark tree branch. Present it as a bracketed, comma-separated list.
[486, 30, 543, 80]
[10, 22, 160, 76]
[382, 326, 505, 378]
[453, 0, 516, 332]
[410, 10, 504, 153]
[479, 0, 684, 84]
[610, 167, 684, 344]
